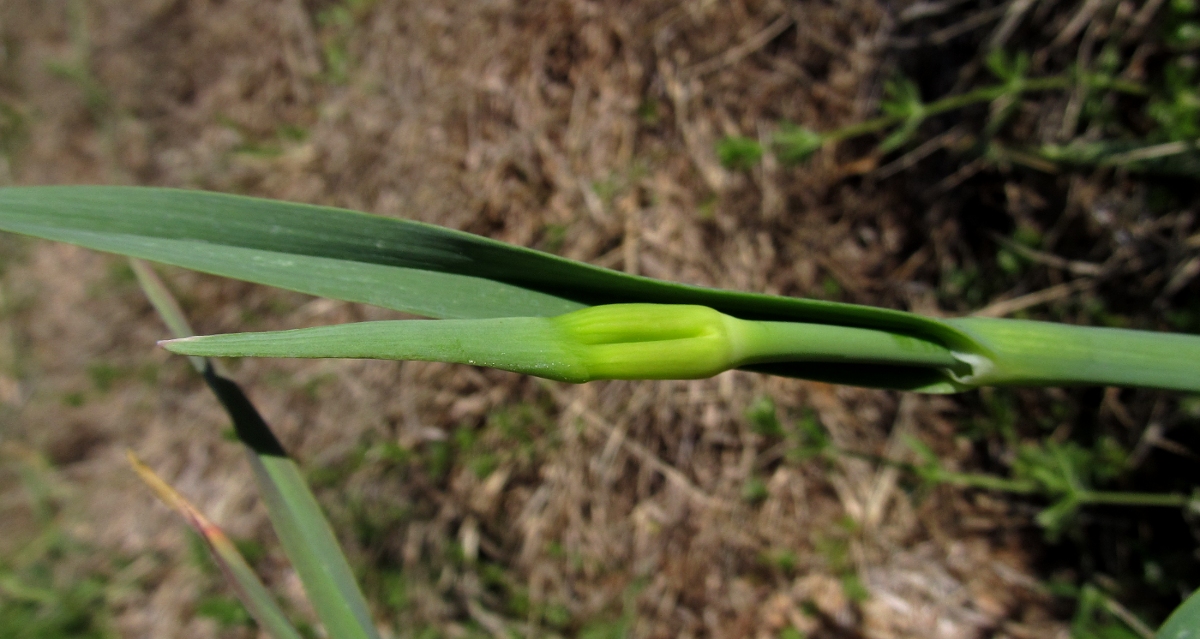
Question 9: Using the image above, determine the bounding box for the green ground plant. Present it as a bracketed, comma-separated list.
[0, 448, 117, 639]
[719, 0, 1200, 178]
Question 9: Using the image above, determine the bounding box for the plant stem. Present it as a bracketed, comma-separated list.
[737, 319, 961, 369]
[927, 469, 1040, 493]
[821, 74, 1146, 143]
[948, 317, 1200, 392]
[1075, 490, 1191, 508]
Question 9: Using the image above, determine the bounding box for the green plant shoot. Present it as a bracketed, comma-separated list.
[162, 303, 1200, 393]
[162, 303, 961, 383]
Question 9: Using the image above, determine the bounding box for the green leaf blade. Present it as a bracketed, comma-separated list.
[249, 454, 381, 639]
[130, 261, 383, 639]
[197, 367, 381, 639]
[1, 224, 581, 320]
[0, 186, 980, 349]
[163, 318, 590, 383]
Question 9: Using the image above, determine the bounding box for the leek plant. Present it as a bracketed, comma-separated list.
[0, 186, 1194, 393]
[0, 184, 1198, 637]
[162, 301, 1200, 393]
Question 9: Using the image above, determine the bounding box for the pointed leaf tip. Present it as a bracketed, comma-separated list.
[158, 336, 196, 350]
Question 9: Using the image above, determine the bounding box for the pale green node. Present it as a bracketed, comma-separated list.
[555, 303, 963, 379]
[552, 304, 742, 379]
[162, 303, 963, 383]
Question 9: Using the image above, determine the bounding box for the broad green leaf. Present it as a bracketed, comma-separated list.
[0, 185, 987, 392]
[127, 452, 304, 639]
[9, 226, 581, 320]
[0, 185, 978, 342]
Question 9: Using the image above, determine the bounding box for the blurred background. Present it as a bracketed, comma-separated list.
[1, 1, 1198, 637]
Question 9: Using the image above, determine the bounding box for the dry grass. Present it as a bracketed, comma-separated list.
[11, 0, 1192, 637]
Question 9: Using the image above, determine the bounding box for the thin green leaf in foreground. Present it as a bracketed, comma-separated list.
[127, 451, 303, 639]
[132, 260, 380, 639]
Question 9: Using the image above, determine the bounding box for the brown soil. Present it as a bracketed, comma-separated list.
[3, 1, 1193, 638]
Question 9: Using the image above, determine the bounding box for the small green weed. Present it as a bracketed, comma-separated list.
[216, 116, 311, 158]
[746, 395, 784, 437]
[315, 0, 377, 84]
[741, 476, 769, 504]
[717, 136, 764, 171]
[195, 594, 254, 628]
[86, 361, 122, 393]
[758, 548, 799, 575]
[538, 222, 569, 254]
[0, 452, 116, 639]
[1069, 584, 1154, 639]
[0, 99, 26, 157]
[813, 518, 866, 604]
[44, 1, 109, 123]
[785, 410, 832, 463]
[637, 98, 661, 125]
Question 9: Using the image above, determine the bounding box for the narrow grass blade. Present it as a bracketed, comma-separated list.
[1157, 586, 1200, 639]
[163, 307, 1200, 393]
[131, 261, 381, 639]
[203, 369, 380, 639]
[129, 259, 205, 372]
[127, 451, 303, 639]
